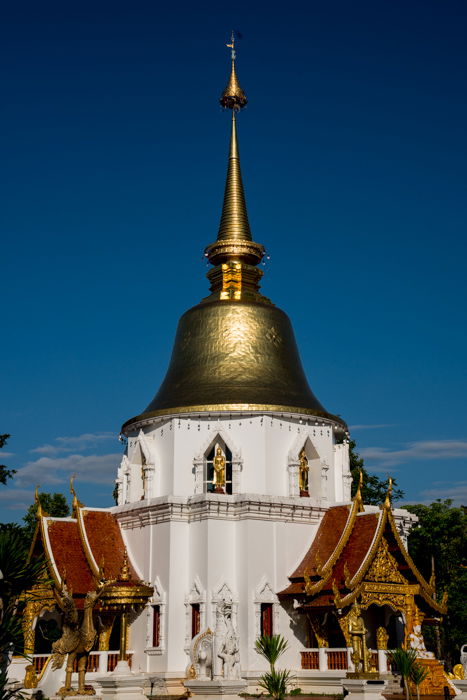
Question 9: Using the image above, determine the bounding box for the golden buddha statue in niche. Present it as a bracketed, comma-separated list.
[299, 449, 309, 494]
[348, 601, 370, 674]
[213, 447, 226, 492]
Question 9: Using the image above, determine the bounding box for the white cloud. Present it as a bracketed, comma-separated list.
[0, 452, 15, 458]
[31, 432, 115, 455]
[409, 481, 467, 507]
[0, 487, 39, 512]
[360, 440, 467, 468]
[15, 453, 120, 487]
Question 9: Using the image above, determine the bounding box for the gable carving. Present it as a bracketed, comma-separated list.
[365, 538, 406, 584]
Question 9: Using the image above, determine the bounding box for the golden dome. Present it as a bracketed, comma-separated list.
[122, 300, 342, 432]
[122, 49, 345, 433]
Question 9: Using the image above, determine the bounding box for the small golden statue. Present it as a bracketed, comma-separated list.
[213, 447, 226, 493]
[347, 601, 374, 677]
[376, 625, 389, 650]
[299, 449, 309, 495]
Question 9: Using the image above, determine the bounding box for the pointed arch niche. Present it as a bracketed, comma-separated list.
[126, 430, 156, 501]
[193, 432, 242, 495]
[287, 436, 322, 498]
[184, 577, 207, 652]
[254, 579, 280, 639]
[145, 576, 166, 655]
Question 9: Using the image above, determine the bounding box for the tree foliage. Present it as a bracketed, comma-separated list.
[349, 439, 404, 504]
[0, 526, 46, 666]
[405, 499, 467, 666]
[22, 492, 70, 542]
[0, 435, 16, 486]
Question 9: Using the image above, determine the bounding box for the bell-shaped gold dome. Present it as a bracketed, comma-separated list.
[122, 52, 345, 433]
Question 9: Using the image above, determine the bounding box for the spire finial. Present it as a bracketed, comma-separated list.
[354, 469, 365, 512]
[220, 31, 247, 111]
[383, 476, 393, 510]
[70, 474, 83, 514]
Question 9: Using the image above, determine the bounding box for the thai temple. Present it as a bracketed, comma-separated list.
[14, 38, 451, 699]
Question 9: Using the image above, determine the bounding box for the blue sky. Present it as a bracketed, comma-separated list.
[1, 0, 467, 522]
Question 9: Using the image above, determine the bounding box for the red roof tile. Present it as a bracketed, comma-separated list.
[46, 519, 95, 604]
[289, 505, 351, 580]
[82, 510, 139, 583]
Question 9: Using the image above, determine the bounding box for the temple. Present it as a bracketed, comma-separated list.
[14, 36, 449, 698]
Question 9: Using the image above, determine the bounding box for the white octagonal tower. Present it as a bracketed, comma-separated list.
[114, 44, 351, 691]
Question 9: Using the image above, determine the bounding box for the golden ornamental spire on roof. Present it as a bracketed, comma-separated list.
[204, 33, 265, 300]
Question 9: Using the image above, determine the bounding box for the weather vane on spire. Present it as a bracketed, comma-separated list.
[226, 30, 236, 61]
[220, 30, 247, 111]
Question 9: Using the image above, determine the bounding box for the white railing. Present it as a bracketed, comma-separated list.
[300, 648, 388, 673]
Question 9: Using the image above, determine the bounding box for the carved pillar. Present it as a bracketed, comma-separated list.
[193, 458, 204, 494]
[98, 615, 115, 651]
[22, 601, 37, 656]
[232, 458, 242, 494]
[142, 464, 155, 499]
[288, 461, 299, 497]
[320, 461, 329, 500]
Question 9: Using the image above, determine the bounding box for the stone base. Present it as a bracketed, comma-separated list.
[184, 678, 247, 700]
[341, 678, 387, 700]
[451, 679, 467, 698]
[52, 697, 102, 700]
[95, 662, 147, 700]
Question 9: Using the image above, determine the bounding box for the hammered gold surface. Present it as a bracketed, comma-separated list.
[124, 301, 335, 430]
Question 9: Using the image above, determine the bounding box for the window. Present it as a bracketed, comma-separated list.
[260, 603, 273, 637]
[152, 605, 160, 648]
[204, 443, 233, 494]
[191, 603, 200, 638]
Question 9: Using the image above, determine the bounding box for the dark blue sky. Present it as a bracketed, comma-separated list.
[2, 0, 467, 521]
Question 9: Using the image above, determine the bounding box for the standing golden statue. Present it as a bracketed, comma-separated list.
[348, 601, 370, 675]
[52, 585, 105, 696]
[213, 447, 226, 493]
[299, 449, 309, 495]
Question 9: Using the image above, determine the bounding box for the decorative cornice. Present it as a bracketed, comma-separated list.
[114, 494, 327, 529]
[123, 406, 347, 435]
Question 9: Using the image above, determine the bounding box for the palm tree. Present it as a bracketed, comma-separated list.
[386, 648, 418, 700]
[410, 662, 429, 700]
[255, 635, 293, 700]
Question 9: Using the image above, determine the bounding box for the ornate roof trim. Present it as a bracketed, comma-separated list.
[347, 507, 387, 588]
[386, 506, 446, 613]
[41, 517, 65, 589]
[304, 489, 362, 596]
[76, 506, 101, 579]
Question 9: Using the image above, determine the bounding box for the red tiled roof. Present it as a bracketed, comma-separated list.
[82, 510, 140, 583]
[332, 512, 380, 586]
[289, 505, 351, 580]
[46, 519, 95, 604]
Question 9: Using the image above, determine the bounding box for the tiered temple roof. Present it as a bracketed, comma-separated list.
[279, 480, 446, 620]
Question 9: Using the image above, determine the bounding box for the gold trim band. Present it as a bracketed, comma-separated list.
[122, 404, 347, 434]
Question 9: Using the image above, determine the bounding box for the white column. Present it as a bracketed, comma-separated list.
[319, 647, 328, 671]
[378, 649, 388, 673]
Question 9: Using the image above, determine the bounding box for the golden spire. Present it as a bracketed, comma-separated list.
[217, 112, 252, 242]
[204, 33, 265, 293]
